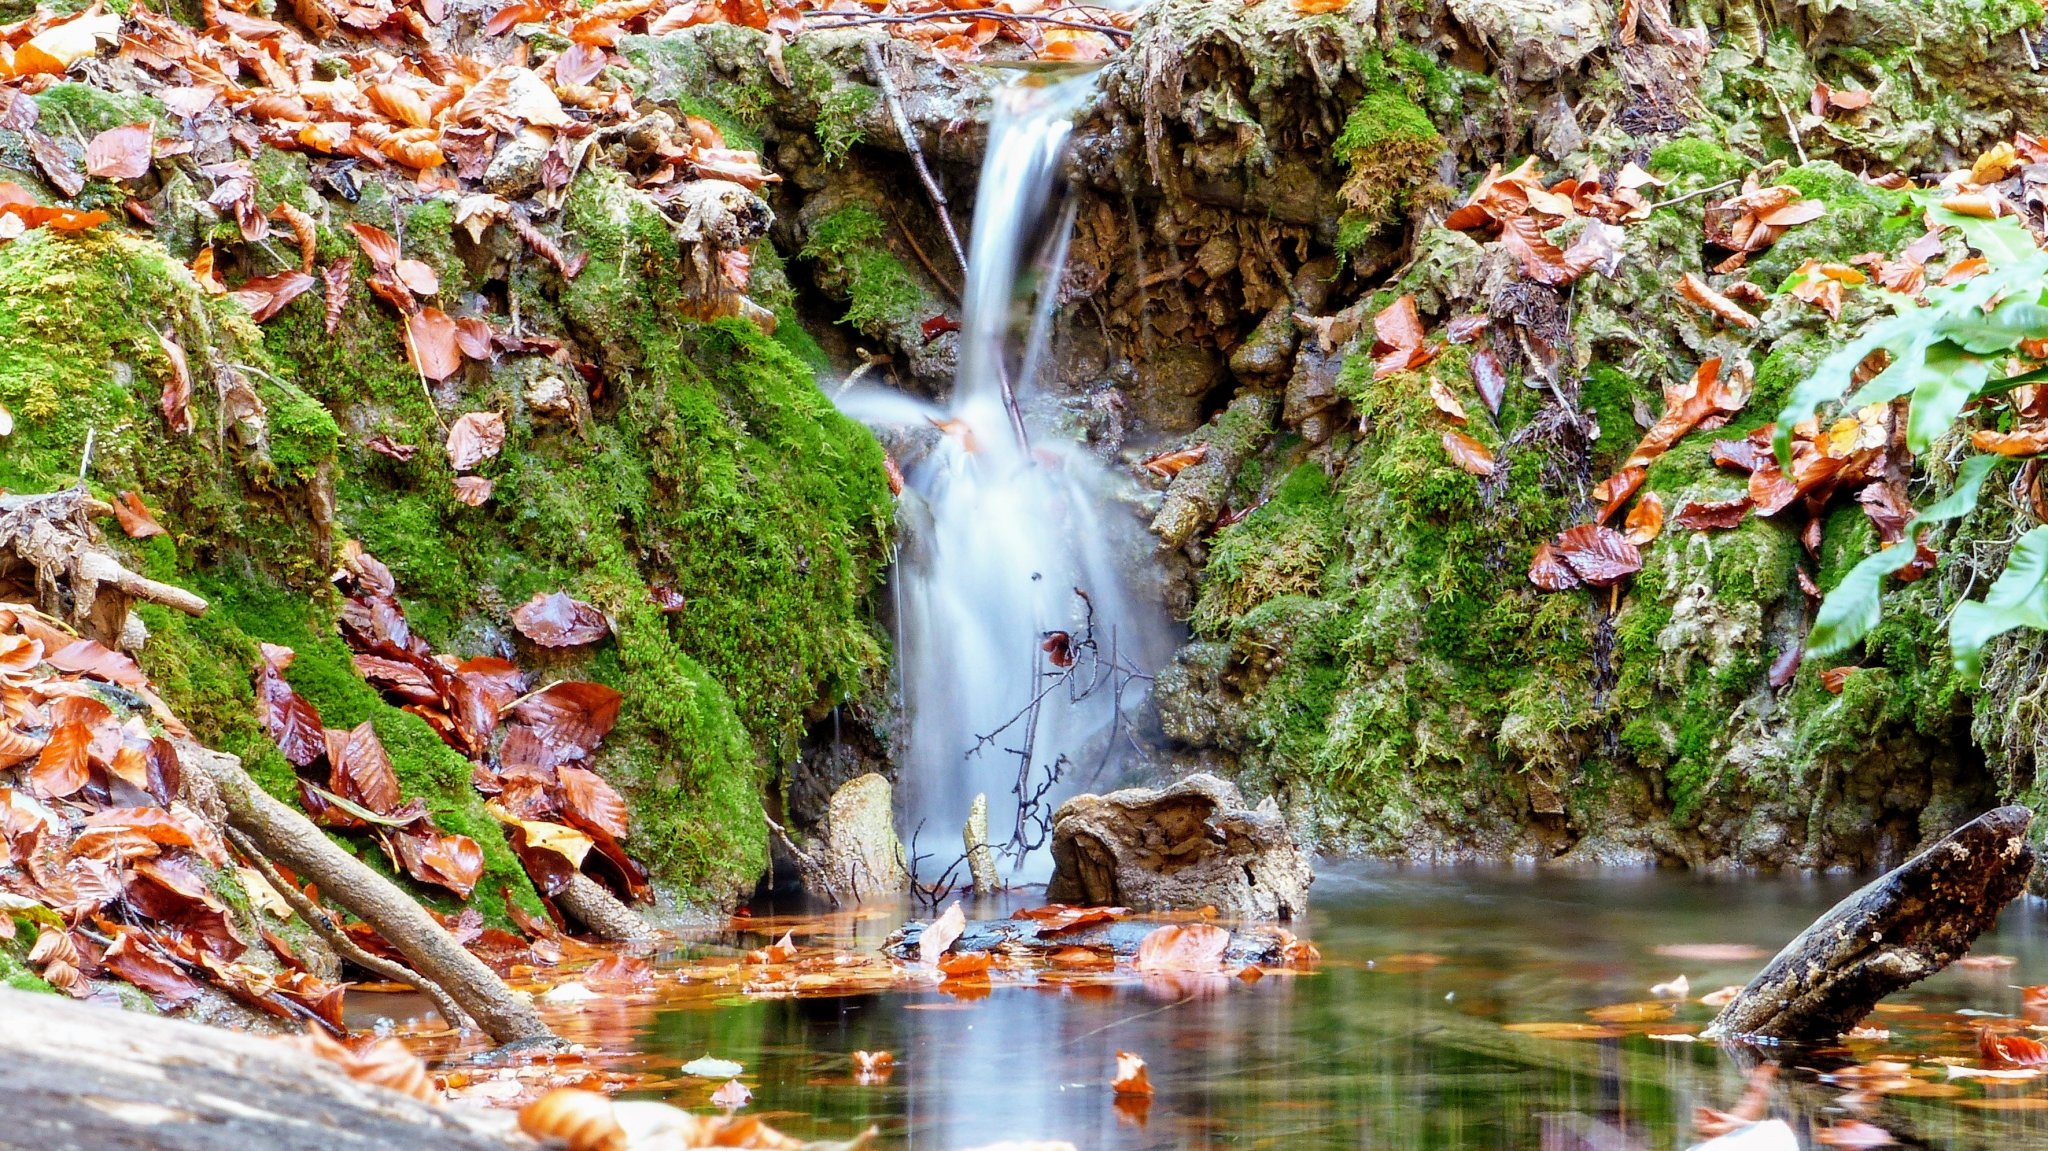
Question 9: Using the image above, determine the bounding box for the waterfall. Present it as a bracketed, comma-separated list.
[839, 73, 1169, 883]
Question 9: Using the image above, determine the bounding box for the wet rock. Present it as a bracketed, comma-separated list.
[1281, 342, 1342, 445]
[1228, 307, 1300, 387]
[523, 374, 576, 421]
[886, 909, 1294, 966]
[1045, 772, 1312, 918]
[1148, 392, 1276, 550]
[784, 772, 908, 902]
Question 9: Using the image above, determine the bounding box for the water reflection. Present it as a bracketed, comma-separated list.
[617, 867, 2048, 1149]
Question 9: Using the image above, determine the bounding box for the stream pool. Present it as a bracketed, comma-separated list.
[408, 867, 2048, 1149]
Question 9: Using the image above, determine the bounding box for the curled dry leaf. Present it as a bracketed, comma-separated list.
[1429, 380, 1469, 424]
[1113, 1051, 1155, 1095]
[1982, 1027, 2048, 1068]
[113, 491, 167, 539]
[518, 1088, 627, 1151]
[919, 900, 966, 966]
[1140, 443, 1209, 478]
[158, 329, 193, 435]
[1372, 294, 1437, 378]
[1441, 430, 1496, 476]
[1624, 492, 1664, 546]
[445, 410, 507, 471]
[710, 1080, 751, 1109]
[452, 475, 494, 505]
[1674, 273, 1759, 330]
[1821, 666, 1855, 694]
[512, 591, 609, 647]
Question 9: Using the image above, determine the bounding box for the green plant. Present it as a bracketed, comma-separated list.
[1784, 202, 2048, 675]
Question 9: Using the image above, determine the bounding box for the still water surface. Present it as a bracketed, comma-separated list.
[586, 867, 2048, 1149]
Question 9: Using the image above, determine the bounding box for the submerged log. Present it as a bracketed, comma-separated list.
[1705, 806, 2035, 1043]
[0, 988, 521, 1151]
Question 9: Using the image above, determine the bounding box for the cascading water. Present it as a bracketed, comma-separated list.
[839, 73, 1171, 883]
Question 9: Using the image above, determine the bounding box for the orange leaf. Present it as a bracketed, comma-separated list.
[1112, 1051, 1154, 1095]
[406, 307, 464, 382]
[113, 490, 166, 538]
[1441, 430, 1496, 476]
[84, 123, 153, 180]
[1133, 923, 1229, 972]
[1139, 443, 1208, 477]
[29, 719, 90, 798]
[1624, 492, 1664, 546]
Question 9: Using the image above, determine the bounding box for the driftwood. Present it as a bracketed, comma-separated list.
[1705, 805, 2035, 1043]
[0, 988, 522, 1151]
[179, 741, 555, 1045]
[886, 911, 1294, 966]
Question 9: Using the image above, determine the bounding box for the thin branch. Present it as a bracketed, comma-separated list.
[227, 826, 474, 1031]
[1653, 177, 1741, 211]
[814, 9, 1131, 39]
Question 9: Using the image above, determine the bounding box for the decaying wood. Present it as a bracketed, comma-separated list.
[1705, 805, 2035, 1043]
[179, 741, 556, 1045]
[0, 988, 522, 1151]
[0, 488, 208, 645]
[556, 872, 656, 941]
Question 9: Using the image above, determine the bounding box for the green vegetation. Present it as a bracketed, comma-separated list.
[798, 203, 923, 334]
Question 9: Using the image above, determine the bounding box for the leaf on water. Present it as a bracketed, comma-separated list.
[583, 953, 655, 991]
[1981, 1026, 2048, 1068]
[113, 491, 167, 538]
[1586, 1000, 1674, 1022]
[1625, 492, 1664, 546]
[710, 1079, 751, 1109]
[1112, 1051, 1154, 1095]
[511, 590, 609, 647]
[1441, 430, 1496, 476]
[1017, 904, 1128, 933]
[1551, 524, 1643, 586]
[1815, 1120, 1894, 1149]
[681, 1056, 745, 1079]
[445, 410, 507, 471]
[1502, 1021, 1625, 1040]
[518, 1089, 626, 1150]
[919, 900, 966, 966]
[85, 124, 153, 180]
[1134, 922, 1230, 972]
[1649, 973, 1690, 998]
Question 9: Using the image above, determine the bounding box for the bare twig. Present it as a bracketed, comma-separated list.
[1653, 176, 1742, 211]
[227, 826, 474, 1031]
[815, 9, 1131, 39]
[887, 203, 962, 301]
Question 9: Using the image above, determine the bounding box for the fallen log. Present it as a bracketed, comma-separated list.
[179, 741, 555, 1046]
[0, 987, 522, 1151]
[1705, 805, 2035, 1043]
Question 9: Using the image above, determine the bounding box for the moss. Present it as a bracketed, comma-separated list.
[1649, 138, 1750, 185]
[798, 203, 922, 334]
[814, 84, 877, 166]
[1194, 463, 1341, 635]
[34, 82, 161, 137]
[1333, 81, 1443, 231]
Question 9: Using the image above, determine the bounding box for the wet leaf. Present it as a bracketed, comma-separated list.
[1441, 430, 1496, 476]
[1134, 923, 1230, 972]
[1017, 904, 1128, 933]
[1552, 524, 1643, 586]
[512, 591, 609, 647]
[1040, 631, 1075, 668]
[919, 900, 965, 965]
[102, 926, 204, 1009]
[938, 950, 993, 978]
[445, 410, 507, 471]
[1528, 542, 1582, 591]
[384, 825, 484, 898]
[509, 681, 623, 761]
[326, 720, 401, 814]
[1471, 348, 1508, 415]
[1112, 1050, 1154, 1095]
[158, 330, 193, 435]
[29, 719, 90, 798]
[1981, 1027, 2048, 1068]
[254, 653, 326, 767]
[558, 764, 630, 839]
[231, 271, 317, 322]
[1624, 493, 1665, 546]
[1371, 294, 1437, 378]
[84, 124, 153, 181]
[1676, 497, 1753, 530]
[921, 314, 961, 342]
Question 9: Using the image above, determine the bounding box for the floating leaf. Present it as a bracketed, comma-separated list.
[1113, 1051, 1155, 1095]
[1134, 923, 1230, 972]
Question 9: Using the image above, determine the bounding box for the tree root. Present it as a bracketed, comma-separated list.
[556, 873, 655, 941]
[0, 487, 207, 645]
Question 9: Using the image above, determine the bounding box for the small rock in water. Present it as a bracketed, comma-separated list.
[965, 792, 997, 895]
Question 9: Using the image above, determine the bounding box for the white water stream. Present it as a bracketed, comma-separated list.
[839, 75, 1171, 882]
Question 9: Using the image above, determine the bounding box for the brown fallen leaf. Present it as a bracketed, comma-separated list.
[1441, 430, 1496, 476]
[1134, 923, 1230, 972]
[406, 307, 464, 382]
[84, 123, 153, 180]
[1624, 492, 1664, 546]
[1675, 497, 1752, 530]
[511, 591, 609, 647]
[452, 476, 494, 505]
[445, 410, 507, 471]
[1113, 1050, 1155, 1095]
[1674, 273, 1759, 330]
[1140, 443, 1209, 478]
[1471, 348, 1508, 416]
[1551, 524, 1642, 587]
[1528, 541, 1582, 591]
[112, 491, 167, 538]
[1429, 380, 1469, 424]
[1821, 666, 1855, 694]
[710, 1079, 751, 1109]
[1372, 294, 1437, 378]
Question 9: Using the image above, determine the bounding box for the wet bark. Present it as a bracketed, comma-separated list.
[1705, 805, 2035, 1043]
[0, 988, 520, 1151]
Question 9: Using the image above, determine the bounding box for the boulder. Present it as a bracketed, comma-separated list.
[1045, 773, 1312, 918]
[818, 772, 910, 901]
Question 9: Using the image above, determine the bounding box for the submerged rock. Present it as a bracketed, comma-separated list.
[1045, 773, 1312, 918]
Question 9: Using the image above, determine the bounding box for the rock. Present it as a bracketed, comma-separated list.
[1228, 308, 1300, 386]
[1445, 0, 1611, 81]
[964, 792, 997, 895]
[1045, 773, 1312, 918]
[814, 772, 909, 901]
[482, 128, 550, 198]
[522, 374, 576, 421]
